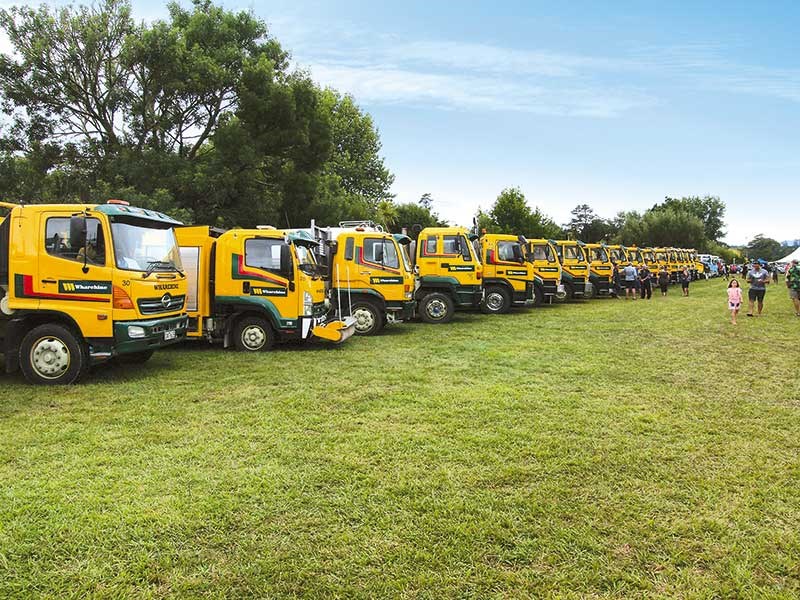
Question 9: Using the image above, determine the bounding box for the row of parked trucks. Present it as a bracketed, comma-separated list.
[0, 200, 706, 384]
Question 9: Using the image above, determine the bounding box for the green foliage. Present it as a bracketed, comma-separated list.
[393, 199, 446, 238]
[2, 280, 800, 597]
[483, 187, 561, 238]
[746, 235, 786, 261]
[564, 204, 616, 242]
[660, 196, 726, 241]
[0, 0, 394, 229]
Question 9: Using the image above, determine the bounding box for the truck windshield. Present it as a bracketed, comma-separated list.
[111, 220, 182, 273]
[295, 244, 317, 266]
[399, 243, 413, 272]
[530, 244, 555, 262]
[591, 247, 608, 262]
[628, 250, 641, 262]
[564, 245, 584, 261]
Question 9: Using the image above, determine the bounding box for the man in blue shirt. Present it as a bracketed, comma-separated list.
[746, 262, 770, 316]
[622, 262, 638, 300]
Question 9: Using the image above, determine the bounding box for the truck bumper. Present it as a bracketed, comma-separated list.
[112, 314, 189, 356]
[311, 316, 356, 344]
[387, 300, 416, 322]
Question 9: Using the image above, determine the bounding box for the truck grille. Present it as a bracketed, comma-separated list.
[138, 294, 186, 315]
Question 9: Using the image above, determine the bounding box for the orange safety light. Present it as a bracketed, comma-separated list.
[113, 285, 134, 309]
[107, 199, 130, 206]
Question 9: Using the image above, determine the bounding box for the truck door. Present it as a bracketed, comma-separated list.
[359, 235, 404, 293]
[237, 235, 295, 323]
[36, 210, 114, 338]
[441, 233, 477, 282]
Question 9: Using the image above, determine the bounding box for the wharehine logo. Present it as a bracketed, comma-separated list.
[447, 265, 475, 272]
[154, 283, 179, 291]
[370, 276, 403, 285]
[506, 269, 528, 276]
[250, 287, 288, 297]
[59, 280, 112, 294]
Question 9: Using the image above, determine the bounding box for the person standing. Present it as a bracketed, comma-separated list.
[622, 262, 638, 300]
[638, 264, 652, 299]
[680, 268, 690, 297]
[771, 264, 779, 284]
[746, 262, 770, 316]
[786, 258, 800, 316]
[727, 279, 743, 324]
[658, 266, 669, 296]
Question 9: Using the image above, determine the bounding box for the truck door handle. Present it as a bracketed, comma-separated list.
[359, 271, 370, 275]
[42, 279, 57, 284]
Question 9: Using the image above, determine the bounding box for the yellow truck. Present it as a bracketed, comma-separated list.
[622, 245, 644, 269]
[606, 244, 629, 266]
[478, 233, 537, 313]
[651, 247, 670, 277]
[413, 226, 483, 323]
[585, 243, 614, 297]
[525, 238, 563, 305]
[176, 226, 354, 350]
[0, 200, 189, 384]
[305, 221, 416, 335]
[551, 239, 591, 299]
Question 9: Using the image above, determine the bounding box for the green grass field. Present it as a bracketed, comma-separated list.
[1, 277, 799, 598]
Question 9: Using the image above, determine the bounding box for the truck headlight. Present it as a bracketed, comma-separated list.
[404, 291, 413, 300]
[128, 325, 146, 339]
[303, 291, 313, 316]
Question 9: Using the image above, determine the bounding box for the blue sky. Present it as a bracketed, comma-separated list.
[254, 0, 800, 245]
[9, 0, 800, 244]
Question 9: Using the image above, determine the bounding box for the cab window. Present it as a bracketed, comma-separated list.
[245, 238, 285, 274]
[532, 244, 554, 262]
[45, 217, 106, 265]
[423, 237, 437, 255]
[564, 246, 582, 260]
[494, 241, 519, 262]
[442, 235, 459, 255]
[363, 238, 400, 269]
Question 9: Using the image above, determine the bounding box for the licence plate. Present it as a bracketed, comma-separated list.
[164, 330, 177, 341]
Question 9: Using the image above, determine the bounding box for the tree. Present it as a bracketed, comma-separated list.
[746, 235, 784, 261]
[639, 207, 706, 248]
[0, 0, 394, 229]
[659, 196, 726, 241]
[477, 188, 560, 238]
[418, 192, 433, 210]
[563, 204, 615, 242]
[393, 201, 446, 239]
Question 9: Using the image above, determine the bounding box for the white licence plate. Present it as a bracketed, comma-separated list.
[164, 330, 177, 341]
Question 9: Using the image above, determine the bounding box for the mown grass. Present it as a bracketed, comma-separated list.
[1, 278, 799, 598]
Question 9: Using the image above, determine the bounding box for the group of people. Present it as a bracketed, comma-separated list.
[726, 258, 800, 324]
[612, 262, 688, 300]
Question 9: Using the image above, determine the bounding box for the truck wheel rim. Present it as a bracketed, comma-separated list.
[241, 325, 266, 350]
[486, 292, 504, 311]
[426, 299, 446, 319]
[353, 306, 375, 332]
[30, 336, 71, 379]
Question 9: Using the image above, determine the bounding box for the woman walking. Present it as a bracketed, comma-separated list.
[680, 268, 690, 297]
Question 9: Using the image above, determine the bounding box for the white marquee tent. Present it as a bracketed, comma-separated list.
[776, 246, 800, 263]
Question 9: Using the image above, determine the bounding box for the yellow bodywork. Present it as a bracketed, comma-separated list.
[2, 203, 186, 345]
[525, 238, 562, 300]
[478, 233, 536, 305]
[176, 226, 354, 346]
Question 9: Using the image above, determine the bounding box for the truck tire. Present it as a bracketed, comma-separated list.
[481, 285, 511, 314]
[351, 299, 384, 335]
[588, 282, 599, 299]
[19, 323, 86, 385]
[419, 292, 454, 324]
[234, 316, 275, 352]
[532, 283, 544, 308]
[116, 350, 155, 364]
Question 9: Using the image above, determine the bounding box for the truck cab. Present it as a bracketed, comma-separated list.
[176, 226, 355, 351]
[551, 240, 591, 299]
[413, 226, 483, 323]
[305, 221, 416, 335]
[524, 238, 562, 305]
[585, 243, 614, 296]
[478, 233, 536, 313]
[0, 200, 188, 384]
[606, 245, 629, 266]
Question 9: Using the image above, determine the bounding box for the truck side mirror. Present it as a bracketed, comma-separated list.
[70, 215, 87, 251]
[280, 244, 294, 278]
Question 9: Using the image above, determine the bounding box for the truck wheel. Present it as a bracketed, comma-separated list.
[556, 281, 572, 302]
[19, 323, 86, 385]
[234, 316, 275, 352]
[420, 292, 454, 324]
[116, 350, 155, 364]
[588, 283, 599, 299]
[351, 300, 384, 335]
[481, 285, 511, 314]
[532, 283, 544, 307]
